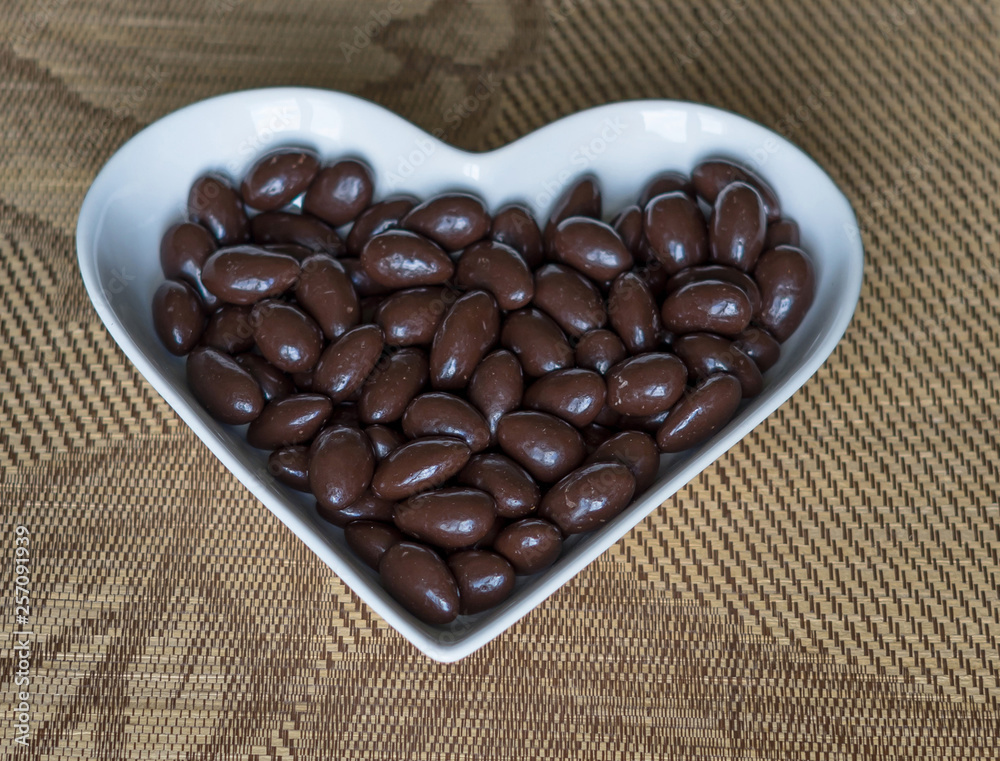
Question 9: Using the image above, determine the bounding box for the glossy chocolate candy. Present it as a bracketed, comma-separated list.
[522, 368, 606, 428]
[160, 221, 216, 285]
[188, 174, 250, 245]
[574, 329, 627, 375]
[365, 425, 405, 461]
[467, 350, 524, 438]
[345, 521, 404, 570]
[235, 353, 294, 402]
[606, 353, 687, 416]
[754, 245, 815, 342]
[585, 431, 660, 494]
[639, 171, 696, 206]
[268, 445, 310, 491]
[672, 333, 763, 398]
[692, 158, 781, 222]
[544, 175, 601, 246]
[533, 264, 606, 338]
[500, 308, 574, 377]
[457, 452, 540, 519]
[317, 491, 395, 528]
[162, 150, 822, 624]
[309, 426, 375, 511]
[312, 324, 385, 402]
[464, 514, 507, 552]
[361, 230, 454, 288]
[539, 461, 635, 534]
[402, 392, 491, 453]
[371, 436, 471, 501]
[709, 181, 766, 271]
[186, 346, 263, 424]
[294, 254, 360, 339]
[201, 246, 300, 305]
[375, 287, 453, 347]
[246, 393, 333, 449]
[429, 290, 500, 390]
[490, 204, 544, 269]
[403, 193, 491, 251]
[617, 408, 670, 434]
[664, 265, 762, 317]
[394, 487, 496, 550]
[496, 410, 586, 483]
[358, 347, 429, 424]
[345, 196, 416, 257]
[455, 240, 534, 310]
[250, 299, 324, 373]
[152, 280, 206, 355]
[249, 211, 344, 256]
[327, 402, 361, 429]
[643, 191, 708, 274]
[343, 258, 393, 298]
[202, 305, 254, 354]
[607, 271, 661, 354]
[241, 150, 319, 211]
[302, 159, 374, 226]
[493, 518, 562, 575]
[611, 205, 643, 255]
[448, 551, 516, 615]
[656, 373, 742, 453]
[551, 217, 633, 281]
[379, 541, 460, 624]
[263, 243, 314, 261]
[763, 218, 800, 249]
[733, 327, 781, 372]
[660, 280, 753, 337]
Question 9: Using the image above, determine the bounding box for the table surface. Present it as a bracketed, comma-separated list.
[2, 0, 998, 758]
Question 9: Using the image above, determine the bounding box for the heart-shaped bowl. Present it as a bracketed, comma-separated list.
[77, 88, 862, 662]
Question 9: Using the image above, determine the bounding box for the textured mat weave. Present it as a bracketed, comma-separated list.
[2, 0, 999, 758]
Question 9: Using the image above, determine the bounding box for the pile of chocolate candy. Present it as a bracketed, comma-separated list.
[152, 149, 814, 624]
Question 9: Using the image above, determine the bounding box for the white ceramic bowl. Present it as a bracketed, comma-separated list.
[77, 88, 863, 662]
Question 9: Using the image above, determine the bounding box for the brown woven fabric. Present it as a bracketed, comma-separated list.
[2, 0, 999, 757]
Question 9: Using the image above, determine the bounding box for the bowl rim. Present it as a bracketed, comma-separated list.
[76, 87, 864, 662]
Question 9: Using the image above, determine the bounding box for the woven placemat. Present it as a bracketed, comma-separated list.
[2, 0, 998, 757]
